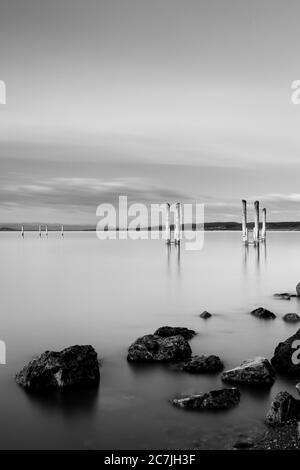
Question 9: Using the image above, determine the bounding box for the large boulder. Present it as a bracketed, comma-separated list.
[283, 313, 300, 323]
[271, 329, 300, 376]
[266, 392, 299, 426]
[154, 326, 196, 340]
[250, 307, 276, 319]
[221, 357, 275, 386]
[15, 345, 100, 391]
[127, 334, 192, 362]
[182, 355, 223, 373]
[171, 388, 240, 411]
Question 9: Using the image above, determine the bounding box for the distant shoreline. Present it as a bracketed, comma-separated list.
[2, 222, 300, 231]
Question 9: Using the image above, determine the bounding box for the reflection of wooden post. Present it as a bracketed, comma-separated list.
[242, 200, 248, 244]
[253, 201, 260, 244]
[174, 203, 181, 245]
[262, 208, 266, 241]
[165, 203, 171, 244]
[45, 225, 48, 237]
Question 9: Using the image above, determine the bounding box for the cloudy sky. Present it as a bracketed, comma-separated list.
[0, 0, 300, 224]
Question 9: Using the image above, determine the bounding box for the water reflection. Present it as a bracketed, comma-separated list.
[166, 243, 181, 278]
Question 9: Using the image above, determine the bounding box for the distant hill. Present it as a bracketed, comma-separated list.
[2, 222, 300, 231]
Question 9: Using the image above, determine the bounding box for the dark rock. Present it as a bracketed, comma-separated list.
[250, 307, 276, 319]
[15, 345, 100, 391]
[127, 334, 192, 362]
[233, 439, 254, 449]
[200, 311, 212, 319]
[296, 283, 300, 297]
[182, 355, 224, 373]
[296, 383, 300, 396]
[266, 391, 299, 426]
[283, 313, 300, 323]
[171, 387, 240, 410]
[274, 293, 291, 300]
[271, 329, 300, 376]
[221, 357, 275, 386]
[154, 326, 196, 340]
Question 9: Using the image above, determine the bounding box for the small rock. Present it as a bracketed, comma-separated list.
[250, 307, 276, 319]
[266, 391, 299, 426]
[127, 334, 192, 362]
[171, 387, 240, 411]
[274, 293, 291, 300]
[296, 383, 300, 396]
[154, 326, 196, 340]
[222, 357, 275, 386]
[271, 329, 300, 375]
[200, 311, 212, 319]
[182, 355, 224, 373]
[283, 313, 300, 323]
[233, 439, 254, 449]
[15, 345, 100, 391]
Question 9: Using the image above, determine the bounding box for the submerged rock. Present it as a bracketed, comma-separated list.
[274, 293, 291, 301]
[199, 311, 212, 319]
[15, 345, 100, 391]
[154, 326, 196, 340]
[250, 307, 276, 319]
[127, 334, 192, 362]
[271, 329, 300, 376]
[182, 355, 223, 373]
[283, 313, 300, 323]
[266, 391, 299, 426]
[221, 357, 275, 386]
[233, 439, 254, 450]
[171, 388, 240, 411]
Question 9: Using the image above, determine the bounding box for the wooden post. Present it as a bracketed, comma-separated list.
[174, 203, 181, 245]
[61, 225, 64, 237]
[242, 199, 248, 244]
[165, 203, 171, 244]
[262, 208, 266, 241]
[45, 225, 48, 237]
[253, 200, 260, 244]
[39, 225, 41, 237]
[21, 225, 24, 238]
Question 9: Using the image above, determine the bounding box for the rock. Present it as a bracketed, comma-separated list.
[296, 283, 300, 296]
[182, 355, 224, 373]
[283, 313, 300, 323]
[233, 439, 254, 449]
[296, 383, 300, 396]
[274, 293, 291, 300]
[250, 307, 276, 319]
[200, 311, 212, 319]
[154, 326, 196, 340]
[271, 329, 300, 376]
[15, 345, 100, 391]
[222, 357, 275, 386]
[171, 387, 240, 411]
[266, 392, 299, 426]
[127, 334, 192, 362]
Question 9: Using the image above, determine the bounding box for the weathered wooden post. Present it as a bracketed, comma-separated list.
[242, 199, 248, 244]
[45, 225, 48, 237]
[262, 208, 267, 241]
[39, 225, 42, 237]
[21, 225, 24, 238]
[165, 203, 171, 244]
[174, 202, 181, 245]
[253, 200, 260, 244]
[61, 225, 64, 237]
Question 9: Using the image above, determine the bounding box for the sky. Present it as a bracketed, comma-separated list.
[0, 0, 300, 224]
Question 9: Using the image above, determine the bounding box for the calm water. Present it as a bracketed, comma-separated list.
[0, 231, 300, 449]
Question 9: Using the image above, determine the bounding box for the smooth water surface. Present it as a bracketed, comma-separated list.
[0, 231, 300, 449]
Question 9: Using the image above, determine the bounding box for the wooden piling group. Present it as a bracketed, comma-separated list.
[242, 200, 267, 245]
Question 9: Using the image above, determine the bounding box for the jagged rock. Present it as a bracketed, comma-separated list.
[266, 392, 299, 426]
[296, 283, 300, 297]
[171, 388, 240, 411]
[154, 326, 196, 340]
[221, 357, 275, 386]
[250, 307, 276, 319]
[283, 313, 300, 323]
[15, 345, 100, 391]
[199, 311, 212, 319]
[182, 355, 223, 373]
[271, 329, 300, 376]
[127, 334, 192, 362]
